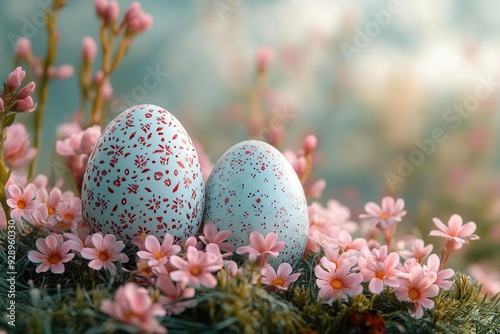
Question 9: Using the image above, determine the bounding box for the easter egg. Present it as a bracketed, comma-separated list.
[81, 104, 205, 243]
[203, 140, 308, 264]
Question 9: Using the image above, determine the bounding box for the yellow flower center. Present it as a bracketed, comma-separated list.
[49, 254, 61, 264]
[190, 266, 201, 276]
[99, 253, 109, 261]
[154, 252, 164, 260]
[409, 289, 419, 300]
[17, 201, 26, 209]
[272, 279, 285, 287]
[48, 206, 55, 215]
[379, 213, 390, 219]
[331, 279, 343, 290]
[375, 271, 385, 279]
[64, 214, 74, 221]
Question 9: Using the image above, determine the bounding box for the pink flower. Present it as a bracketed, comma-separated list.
[424, 254, 454, 290]
[63, 227, 92, 252]
[28, 234, 75, 274]
[306, 179, 326, 199]
[335, 228, 366, 254]
[124, 2, 153, 33]
[57, 121, 82, 140]
[323, 245, 358, 269]
[262, 263, 300, 291]
[199, 223, 234, 254]
[182, 235, 202, 251]
[468, 264, 500, 298]
[284, 150, 306, 176]
[397, 237, 433, 263]
[30, 203, 50, 228]
[7, 183, 38, 221]
[224, 260, 238, 277]
[429, 214, 479, 249]
[4, 123, 37, 170]
[156, 274, 196, 315]
[56, 125, 101, 156]
[358, 246, 401, 294]
[81, 36, 98, 62]
[38, 186, 62, 218]
[315, 257, 363, 304]
[169, 245, 224, 288]
[359, 196, 407, 230]
[137, 234, 181, 267]
[56, 125, 101, 190]
[100, 282, 166, 334]
[81, 233, 129, 275]
[236, 231, 286, 265]
[7, 66, 26, 91]
[56, 197, 83, 226]
[395, 265, 439, 319]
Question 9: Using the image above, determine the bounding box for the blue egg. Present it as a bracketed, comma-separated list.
[203, 140, 309, 264]
[81, 104, 205, 243]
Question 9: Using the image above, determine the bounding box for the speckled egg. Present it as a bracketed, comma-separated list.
[81, 104, 205, 243]
[203, 140, 308, 264]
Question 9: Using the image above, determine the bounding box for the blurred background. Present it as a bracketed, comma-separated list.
[1, 1, 500, 277]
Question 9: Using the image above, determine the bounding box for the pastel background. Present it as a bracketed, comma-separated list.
[1, 0, 500, 271]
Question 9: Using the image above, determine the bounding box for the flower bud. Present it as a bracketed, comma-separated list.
[17, 81, 36, 99]
[256, 46, 273, 73]
[303, 134, 318, 152]
[95, 0, 108, 18]
[14, 38, 32, 59]
[104, 0, 120, 23]
[7, 67, 26, 91]
[14, 96, 37, 113]
[0, 97, 4, 111]
[124, 2, 153, 33]
[81, 36, 98, 62]
[49, 65, 74, 80]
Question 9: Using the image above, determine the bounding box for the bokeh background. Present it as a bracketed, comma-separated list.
[1, 1, 500, 277]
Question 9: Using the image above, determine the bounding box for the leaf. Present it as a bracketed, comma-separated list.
[3, 113, 16, 128]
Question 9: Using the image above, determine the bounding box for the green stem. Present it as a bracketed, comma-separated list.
[29, 7, 59, 179]
[0, 115, 11, 217]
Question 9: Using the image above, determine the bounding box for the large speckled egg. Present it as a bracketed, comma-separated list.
[81, 104, 205, 243]
[203, 140, 308, 264]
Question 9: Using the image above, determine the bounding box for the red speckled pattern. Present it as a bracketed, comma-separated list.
[81, 104, 205, 243]
[203, 140, 308, 265]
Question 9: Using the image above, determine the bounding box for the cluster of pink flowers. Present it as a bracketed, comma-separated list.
[55, 124, 102, 191]
[14, 174, 481, 331]
[308, 196, 479, 319]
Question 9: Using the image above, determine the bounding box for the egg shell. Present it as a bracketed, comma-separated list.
[81, 104, 205, 243]
[203, 140, 309, 265]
